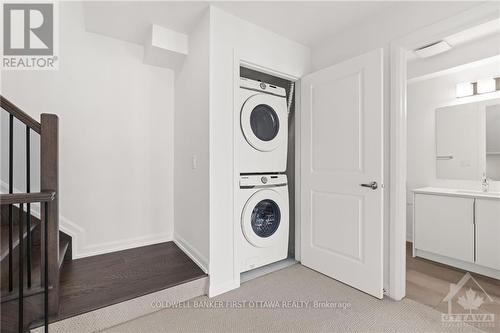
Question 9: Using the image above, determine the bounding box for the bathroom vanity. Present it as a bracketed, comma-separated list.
[413, 187, 500, 279]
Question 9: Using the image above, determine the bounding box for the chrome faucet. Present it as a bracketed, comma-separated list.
[481, 174, 490, 192]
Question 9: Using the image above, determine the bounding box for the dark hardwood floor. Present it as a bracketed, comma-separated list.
[54, 241, 206, 322]
[406, 242, 500, 333]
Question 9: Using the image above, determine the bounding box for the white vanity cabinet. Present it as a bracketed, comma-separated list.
[413, 188, 500, 279]
[414, 194, 474, 263]
[475, 199, 500, 270]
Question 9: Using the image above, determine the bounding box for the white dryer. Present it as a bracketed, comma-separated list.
[238, 174, 289, 272]
[238, 78, 288, 173]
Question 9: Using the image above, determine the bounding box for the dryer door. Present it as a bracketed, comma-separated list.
[242, 189, 285, 248]
[241, 93, 287, 152]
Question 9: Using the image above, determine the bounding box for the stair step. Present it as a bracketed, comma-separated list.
[0, 215, 39, 261]
[1, 285, 53, 304]
[0, 203, 71, 332]
[59, 238, 70, 268]
[1, 231, 71, 298]
[0, 204, 39, 225]
[31, 276, 208, 333]
[1, 242, 42, 298]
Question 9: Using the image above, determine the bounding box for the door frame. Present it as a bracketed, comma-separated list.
[232, 52, 302, 289]
[389, 2, 500, 300]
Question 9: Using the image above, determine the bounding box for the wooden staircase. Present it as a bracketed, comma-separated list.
[1, 96, 208, 332]
[0, 96, 64, 333]
[0, 206, 72, 332]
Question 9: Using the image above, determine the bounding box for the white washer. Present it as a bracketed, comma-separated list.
[238, 78, 288, 173]
[238, 174, 289, 273]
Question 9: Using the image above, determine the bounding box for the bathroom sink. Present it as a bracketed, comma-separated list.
[457, 190, 485, 194]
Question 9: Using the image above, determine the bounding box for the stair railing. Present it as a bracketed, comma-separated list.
[1, 96, 59, 332]
[0, 192, 55, 332]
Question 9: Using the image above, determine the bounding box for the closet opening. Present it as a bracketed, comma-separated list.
[237, 66, 298, 282]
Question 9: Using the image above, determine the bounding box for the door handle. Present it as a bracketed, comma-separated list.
[360, 181, 378, 190]
[436, 155, 453, 160]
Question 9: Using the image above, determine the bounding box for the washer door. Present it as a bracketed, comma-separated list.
[241, 93, 286, 152]
[242, 189, 284, 248]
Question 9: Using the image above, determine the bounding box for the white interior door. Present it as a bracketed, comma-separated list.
[300, 49, 384, 298]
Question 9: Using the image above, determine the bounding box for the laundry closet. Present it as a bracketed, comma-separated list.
[237, 67, 297, 277]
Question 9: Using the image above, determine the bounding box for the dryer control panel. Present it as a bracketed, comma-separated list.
[240, 77, 286, 97]
[240, 174, 287, 188]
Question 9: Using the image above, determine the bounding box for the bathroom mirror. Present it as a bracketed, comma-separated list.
[435, 99, 500, 181]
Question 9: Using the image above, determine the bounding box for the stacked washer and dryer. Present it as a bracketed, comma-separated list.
[237, 77, 290, 273]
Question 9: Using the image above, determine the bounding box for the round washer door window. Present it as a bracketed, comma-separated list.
[241, 189, 285, 248]
[251, 199, 281, 237]
[241, 93, 286, 152]
[250, 105, 280, 142]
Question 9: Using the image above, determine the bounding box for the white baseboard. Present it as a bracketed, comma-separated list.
[173, 233, 209, 273]
[240, 258, 296, 283]
[75, 232, 173, 259]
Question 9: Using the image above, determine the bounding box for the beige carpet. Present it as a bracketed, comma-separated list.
[102, 264, 482, 333]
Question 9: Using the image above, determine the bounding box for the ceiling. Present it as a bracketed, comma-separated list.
[83, 2, 209, 45]
[408, 17, 500, 62]
[83, 1, 482, 48]
[446, 17, 500, 46]
[211, 1, 397, 47]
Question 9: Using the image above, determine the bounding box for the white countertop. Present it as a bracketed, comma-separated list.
[413, 187, 500, 200]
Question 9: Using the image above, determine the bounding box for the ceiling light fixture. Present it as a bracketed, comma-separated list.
[456, 77, 500, 98]
[477, 78, 496, 94]
[456, 82, 474, 98]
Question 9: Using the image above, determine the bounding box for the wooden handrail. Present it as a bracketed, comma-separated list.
[0, 95, 41, 134]
[0, 191, 55, 205]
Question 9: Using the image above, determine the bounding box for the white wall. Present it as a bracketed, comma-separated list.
[173, 10, 210, 272]
[407, 60, 500, 240]
[0, 2, 175, 258]
[208, 6, 310, 296]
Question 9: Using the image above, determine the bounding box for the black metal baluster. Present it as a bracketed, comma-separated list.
[26, 126, 32, 288]
[44, 202, 49, 332]
[18, 204, 24, 333]
[8, 114, 13, 292]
